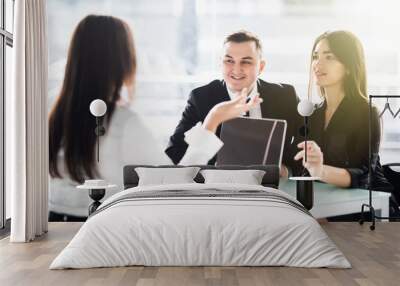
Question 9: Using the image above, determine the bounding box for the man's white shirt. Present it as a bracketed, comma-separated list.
[226, 81, 262, 119]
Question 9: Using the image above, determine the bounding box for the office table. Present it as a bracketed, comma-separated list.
[279, 180, 391, 219]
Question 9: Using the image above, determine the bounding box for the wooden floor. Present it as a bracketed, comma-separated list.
[1, 222, 399, 286]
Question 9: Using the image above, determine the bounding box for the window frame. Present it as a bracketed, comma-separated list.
[0, 0, 13, 232]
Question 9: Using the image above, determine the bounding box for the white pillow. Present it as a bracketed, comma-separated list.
[135, 167, 200, 186]
[200, 169, 266, 185]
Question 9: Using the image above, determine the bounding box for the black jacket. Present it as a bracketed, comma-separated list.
[298, 94, 391, 190]
[165, 79, 301, 166]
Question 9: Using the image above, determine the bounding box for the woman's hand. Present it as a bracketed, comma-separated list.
[203, 88, 263, 133]
[294, 140, 324, 178]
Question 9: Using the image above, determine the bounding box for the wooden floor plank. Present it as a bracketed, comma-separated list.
[0, 222, 399, 286]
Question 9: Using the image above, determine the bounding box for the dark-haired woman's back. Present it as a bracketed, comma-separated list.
[49, 106, 167, 218]
[48, 14, 262, 221]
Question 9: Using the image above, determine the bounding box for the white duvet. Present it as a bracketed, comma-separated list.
[50, 183, 351, 269]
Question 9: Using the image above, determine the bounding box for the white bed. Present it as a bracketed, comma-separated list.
[50, 182, 351, 269]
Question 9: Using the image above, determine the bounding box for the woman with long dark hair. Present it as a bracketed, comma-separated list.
[294, 30, 388, 189]
[49, 15, 260, 220]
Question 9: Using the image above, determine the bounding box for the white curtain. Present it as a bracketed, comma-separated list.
[8, 0, 48, 242]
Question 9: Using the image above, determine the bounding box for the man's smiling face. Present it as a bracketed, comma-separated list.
[222, 41, 265, 93]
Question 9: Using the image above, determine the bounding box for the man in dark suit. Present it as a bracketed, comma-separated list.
[165, 30, 301, 176]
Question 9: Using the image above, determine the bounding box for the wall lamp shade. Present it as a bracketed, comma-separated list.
[90, 99, 107, 117]
[297, 99, 315, 117]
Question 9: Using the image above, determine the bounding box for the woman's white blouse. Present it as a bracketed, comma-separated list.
[49, 106, 223, 217]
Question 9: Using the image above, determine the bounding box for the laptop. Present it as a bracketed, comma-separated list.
[217, 117, 287, 167]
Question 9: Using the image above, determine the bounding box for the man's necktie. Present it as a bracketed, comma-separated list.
[244, 96, 251, 117]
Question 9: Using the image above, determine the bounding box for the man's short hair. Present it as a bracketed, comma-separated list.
[224, 30, 262, 55]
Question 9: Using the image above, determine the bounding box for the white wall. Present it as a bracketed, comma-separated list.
[48, 0, 400, 163]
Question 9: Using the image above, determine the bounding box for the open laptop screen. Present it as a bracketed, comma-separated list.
[217, 117, 287, 167]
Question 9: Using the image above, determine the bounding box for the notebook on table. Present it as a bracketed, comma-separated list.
[217, 117, 287, 167]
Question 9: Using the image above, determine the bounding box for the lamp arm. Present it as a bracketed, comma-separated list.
[304, 116, 308, 163]
[96, 117, 100, 163]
